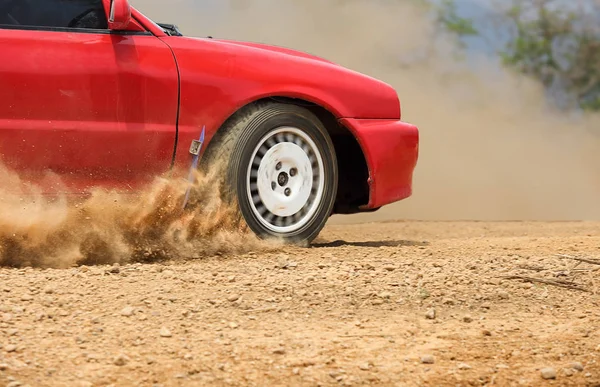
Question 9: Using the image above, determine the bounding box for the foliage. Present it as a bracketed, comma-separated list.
[432, 0, 600, 111]
[435, 0, 478, 39]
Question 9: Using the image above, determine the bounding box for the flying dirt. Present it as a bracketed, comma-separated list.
[0, 165, 277, 268]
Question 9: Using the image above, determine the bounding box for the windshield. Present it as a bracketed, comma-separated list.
[132, 8, 183, 36]
[156, 22, 183, 36]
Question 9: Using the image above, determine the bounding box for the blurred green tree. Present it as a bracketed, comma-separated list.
[432, 0, 600, 111]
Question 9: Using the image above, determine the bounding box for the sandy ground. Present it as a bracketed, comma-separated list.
[0, 220, 599, 387]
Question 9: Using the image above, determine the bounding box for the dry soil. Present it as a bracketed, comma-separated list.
[1, 220, 599, 387]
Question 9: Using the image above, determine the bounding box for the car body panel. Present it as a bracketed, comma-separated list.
[0, 3, 419, 212]
[339, 118, 419, 209]
[158, 36, 402, 173]
[0, 27, 179, 192]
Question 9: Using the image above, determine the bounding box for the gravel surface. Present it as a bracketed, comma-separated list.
[1, 221, 599, 386]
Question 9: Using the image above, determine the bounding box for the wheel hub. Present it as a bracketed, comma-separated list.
[277, 172, 289, 187]
[256, 142, 313, 218]
[246, 127, 325, 233]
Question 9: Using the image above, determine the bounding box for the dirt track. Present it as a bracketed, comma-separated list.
[1, 220, 599, 387]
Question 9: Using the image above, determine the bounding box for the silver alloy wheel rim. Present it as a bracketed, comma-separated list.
[246, 126, 325, 234]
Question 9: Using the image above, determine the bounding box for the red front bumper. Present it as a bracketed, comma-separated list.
[339, 118, 419, 209]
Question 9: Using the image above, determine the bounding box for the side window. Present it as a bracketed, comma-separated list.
[0, 0, 108, 30]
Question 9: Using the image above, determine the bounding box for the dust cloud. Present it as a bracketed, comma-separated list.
[133, 0, 600, 222]
[0, 165, 276, 268]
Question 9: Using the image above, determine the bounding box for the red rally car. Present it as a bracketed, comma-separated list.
[0, 0, 419, 244]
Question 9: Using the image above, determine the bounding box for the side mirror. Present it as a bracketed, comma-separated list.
[108, 0, 131, 30]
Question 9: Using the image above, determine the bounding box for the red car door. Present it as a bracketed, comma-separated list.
[0, 0, 179, 194]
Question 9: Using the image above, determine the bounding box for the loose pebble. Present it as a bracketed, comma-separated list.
[160, 327, 172, 338]
[420, 355, 435, 364]
[541, 367, 557, 380]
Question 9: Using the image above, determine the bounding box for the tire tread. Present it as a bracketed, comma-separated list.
[202, 101, 337, 244]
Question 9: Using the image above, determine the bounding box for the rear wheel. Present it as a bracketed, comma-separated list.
[203, 102, 338, 244]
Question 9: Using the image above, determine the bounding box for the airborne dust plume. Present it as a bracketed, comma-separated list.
[2, 0, 600, 267]
[0, 166, 276, 268]
[134, 0, 600, 221]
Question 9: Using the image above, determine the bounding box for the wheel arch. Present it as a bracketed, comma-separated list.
[203, 96, 371, 214]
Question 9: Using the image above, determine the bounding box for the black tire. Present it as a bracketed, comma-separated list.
[202, 102, 338, 245]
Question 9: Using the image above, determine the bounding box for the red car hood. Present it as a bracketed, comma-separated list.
[160, 35, 402, 120]
[205, 38, 337, 65]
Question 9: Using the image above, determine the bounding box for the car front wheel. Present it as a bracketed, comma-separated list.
[204, 102, 338, 245]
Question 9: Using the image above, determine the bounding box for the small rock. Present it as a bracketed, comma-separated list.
[272, 348, 286, 355]
[121, 306, 134, 317]
[570, 362, 584, 372]
[359, 363, 370, 370]
[540, 367, 556, 380]
[20, 294, 33, 301]
[108, 264, 120, 274]
[160, 327, 172, 337]
[497, 291, 510, 300]
[227, 294, 240, 302]
[457, 363, 472, 370]
[5, 344, 17, 353]
[564, 368, 574, 377]
[276, 256, 292, 269]
[463, 315, 473, 323]
[420, 355, 435, 364]
[228, 322, 238, 329]
[86, 353, 100, 362]
[425, 308, 436, 320]
[291, 359, 317, 368]
[482, 329, 492, 336]
[383, 265, 397, 272]
[113, 354, 130, 366]
[6, 382, 21, 387]
[0, 363, 8, 371]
